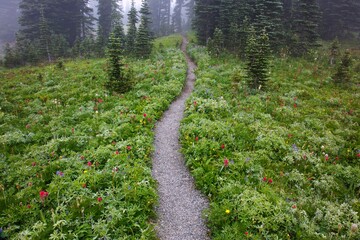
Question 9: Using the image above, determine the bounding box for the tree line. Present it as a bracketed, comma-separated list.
[194, 0, 360, 56]
[3, 0, 153, 67]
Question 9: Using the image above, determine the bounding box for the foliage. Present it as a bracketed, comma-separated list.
[207, 28, 224, 57]
[0, 35, 186, 239]
[106, 31, 129, 93]
[245, 28, 270, 90]
[125, 0, 138, 55]
[135, 0, 153, 58]
[333, 49, 352, 84]
[182, 43, 360, 239]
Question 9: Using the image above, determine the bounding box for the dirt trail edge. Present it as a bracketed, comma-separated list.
[152, 37, 210, 240]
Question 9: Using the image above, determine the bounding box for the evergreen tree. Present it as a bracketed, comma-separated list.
[184, 0, 195, 31]
[329, 37, 340, 65]
[291, 0, 320, 56]
[333, 50, 352, 84]
[207, 27, 224, 57]
[97, 0, 123, 54]
[106, 31, 129, 93]
[39, 5, 51, 62]
[135, 0, 153, 58]
[245, 27, 270, 90]
[126, 0, 138, 55]
[172, 0, 185, 33]
[194, 0, 220, 45]
[149, 0, 171, 36]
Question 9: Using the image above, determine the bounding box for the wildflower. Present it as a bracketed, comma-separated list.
[71, 128, 74, 134]
[98, 98, 103, 103]
[112, 167, 119, 173]
[357, 152, 360, 158]
[195, 136, 199, 141]
[87, 161, 92, 167]
[292, 144, 299, 152]
[293, 103, 297, 108]
[325, 154, 329, 161]
[26, 124, 31, 129]
[143, 113, 147, 117]
[225, 209, 230, 214]
[39, 190, 49, 202]
[263, 177, 267, 182]
[97, 197, 103, 202]
[245, 232, 249, 236]
[351, 223, 358, 233]
[83, 170, 88, 174]
[221, 144, 225, 149]
[115, 150, 119, 155]
[194, 101, 197, 106]
[224, 159, 229, 167]
[81, 183, 87, 188]
[56, 171, 64, 177]
[292, 205, 297, 209]
[111, 141, 116, 145]
[126, 146, 132, 151]
[80, 155, 85, 160]
[268, 178, 273, 184]
[31, 162, 36, 167]
[27, 204, 31, 209]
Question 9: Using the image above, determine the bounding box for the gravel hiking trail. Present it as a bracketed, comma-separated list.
[152, 37, 210, 240]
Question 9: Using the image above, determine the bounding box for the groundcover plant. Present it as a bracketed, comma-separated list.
[0, 35, 186, 239]
[180, 42, 359, 239]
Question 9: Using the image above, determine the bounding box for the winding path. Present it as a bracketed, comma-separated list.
[152, 37, 210, 240]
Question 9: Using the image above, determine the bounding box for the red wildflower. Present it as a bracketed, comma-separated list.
[71, 128, 74, 134]
[292, 205, 297, 209]
[98, 98, 103, 103]
[293, 103, 297, 108]
[221, 144, 225, 149]
[126, 145, 132, 151]
[143, 113, 147, 117]
[97, 197, 103, 202]
[87, 161, 92, 167]
[268, 178, 273, 184]
[31, 162, 36, 167]
[262, 177, 267, 182]
[325, 154, 329, 161]
[195, 136, 199, 141]
[115, 150, 119, 155]
[39, 190, 49, 201]
[224, 159, 229, 167]
[245, 232, 249, 236]
[357, 153, 360, 158]
[82, 183, 87, 188]
[194, 101, 197, 106]
[27, 204, 31, 209]
[26, 124, 31, 129]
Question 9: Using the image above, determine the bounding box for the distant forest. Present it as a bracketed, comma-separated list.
[1, 0, 359, 67]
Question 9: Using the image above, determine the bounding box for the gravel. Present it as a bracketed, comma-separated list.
[152, 37, 210, 240]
